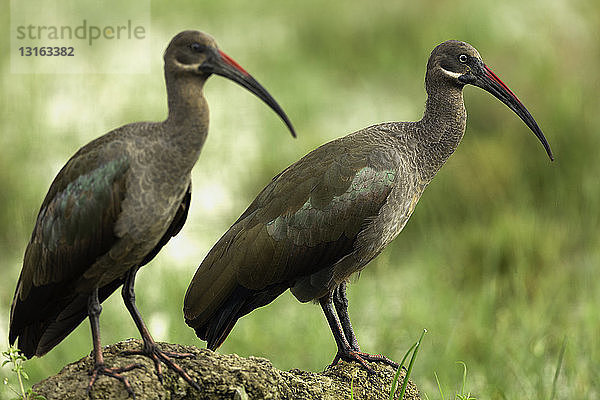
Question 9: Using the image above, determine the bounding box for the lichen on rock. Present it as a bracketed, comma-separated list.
[32, 339, 420, 400]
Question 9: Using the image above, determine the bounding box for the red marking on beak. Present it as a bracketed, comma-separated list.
[219, 50, 250, 76]
[484, 65, 522, 106]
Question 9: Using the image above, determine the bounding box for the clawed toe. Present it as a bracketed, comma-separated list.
[330, 349, 399, 374]
[356, 351, 399, 369]
[121, 343, 200, 390]
[87, 362, 144, 399]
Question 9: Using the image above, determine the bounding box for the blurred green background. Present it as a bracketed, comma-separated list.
[1, 0, 599, 398]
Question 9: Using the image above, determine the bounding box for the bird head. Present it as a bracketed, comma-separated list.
[428, 40, 553, 161]
[164, 30, 296, 137]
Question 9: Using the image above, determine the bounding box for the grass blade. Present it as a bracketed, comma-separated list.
[549, 336, 567, 400]
[389, 329, 427, 400]
[389, 342, 417, 400]
[398, 329, 427, 399]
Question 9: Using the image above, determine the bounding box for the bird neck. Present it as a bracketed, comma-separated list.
[417, 80, 467, 180]
[162, 72, 210, 167]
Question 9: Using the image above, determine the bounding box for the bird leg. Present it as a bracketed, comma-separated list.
[87, 288, 143, 399]
[333, 282, 360, 351]
[120, 268, 200, 391]
[320, 291, 374, 373]
[323, 285, 399, 372]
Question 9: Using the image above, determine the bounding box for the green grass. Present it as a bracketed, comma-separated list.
[2, 346, 45, 400]
[1, 0, 599, 399]
[389, 329, 427, 400]
[549, 337, 567, 400]
[429, 363, 477, 400]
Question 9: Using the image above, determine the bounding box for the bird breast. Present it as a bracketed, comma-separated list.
[341, 164, 426, 281]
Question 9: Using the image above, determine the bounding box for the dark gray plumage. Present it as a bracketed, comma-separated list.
[184, 40, 552, 370]
[9, 30, 295, 397]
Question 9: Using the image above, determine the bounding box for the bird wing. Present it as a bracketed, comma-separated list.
[185, 134, 399, 327]
[239, 162, 396, 290]
[9, 143, 130, 356]
[10, 131, 194, 357]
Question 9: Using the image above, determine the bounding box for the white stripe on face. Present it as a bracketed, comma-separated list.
[440, 67, 462, 79]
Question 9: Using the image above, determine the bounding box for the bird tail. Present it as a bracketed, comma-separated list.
[18, 295, 90, 357]
[184, 222, 288, 349]
[189, 285, 249, 350]
[185, 282, 286, 350]
[9, 279, 122, 358]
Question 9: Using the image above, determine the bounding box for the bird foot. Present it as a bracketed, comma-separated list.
[121, 342, 200, 390]
[87, 362, 144, 399]
[330, 350, 399, 374]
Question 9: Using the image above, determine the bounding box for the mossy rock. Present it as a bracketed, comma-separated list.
[32, 339, 420, 399]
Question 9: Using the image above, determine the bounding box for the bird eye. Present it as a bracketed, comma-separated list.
[458, 54, 468, 63]
[190, 43, 206, 53]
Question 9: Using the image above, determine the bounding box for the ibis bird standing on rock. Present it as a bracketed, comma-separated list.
[184, 40, 553, 371]
[9, 30, 295, 397]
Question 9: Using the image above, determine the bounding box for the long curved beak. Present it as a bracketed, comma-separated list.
[462, 61, 553, 161]
[201, 49, 296, 138]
